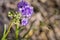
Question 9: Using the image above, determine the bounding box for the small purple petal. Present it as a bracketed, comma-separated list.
[21, 18, 28, 26]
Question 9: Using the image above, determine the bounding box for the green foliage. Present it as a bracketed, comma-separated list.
[1, 11, 21, 40]
[1, 10, 33, 40]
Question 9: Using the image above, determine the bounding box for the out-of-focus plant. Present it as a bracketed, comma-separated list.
[1, 11, 21, 40]
[17, 0, 34, 26]
[17, 0, 34, 39]
[1, 0, 34, 40]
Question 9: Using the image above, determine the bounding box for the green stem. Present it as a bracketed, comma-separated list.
[1, 19, 14, 40]
[3, 24, 7, 37]
[15, 24, 19, 40]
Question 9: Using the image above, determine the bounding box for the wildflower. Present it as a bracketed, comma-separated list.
[17, 1, 28, 8]
[19, 6, 33, 17]
[21, 18, 28, 26]
[17, 0, 34, 17]
[17, 0, 34, 26]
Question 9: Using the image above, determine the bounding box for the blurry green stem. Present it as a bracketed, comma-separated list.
[3, 24, 7, 37]
[1, 19, 14, 40]
[15, 24, 19, 40]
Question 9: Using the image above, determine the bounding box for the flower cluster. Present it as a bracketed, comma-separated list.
[17, 0, 33, 26]
[19, 6, 33, 17]
[21, 18, 28, 26]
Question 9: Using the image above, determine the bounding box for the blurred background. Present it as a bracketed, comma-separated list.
[0, 0, 60, 40]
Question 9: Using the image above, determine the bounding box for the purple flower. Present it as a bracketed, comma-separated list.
[21, 18, 28, 26]
[17, 0, 34, 26]
[19, 6, 33, 17]
[17, 1, 28, 8]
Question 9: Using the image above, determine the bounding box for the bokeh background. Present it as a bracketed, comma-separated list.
[0, 0, 60, 40]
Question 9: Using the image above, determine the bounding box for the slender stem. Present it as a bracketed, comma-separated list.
[15, 24, 19, 40]
[1, 19, 14, 40]
[3, 24, 7, 37]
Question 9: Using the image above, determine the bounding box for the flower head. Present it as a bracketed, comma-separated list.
[19, 6, 33, 17]
[17, 0, 34, 17]
[17, 0, 34, 26]
[17, 1, 28, 8]
[21, 18, 28, 26]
